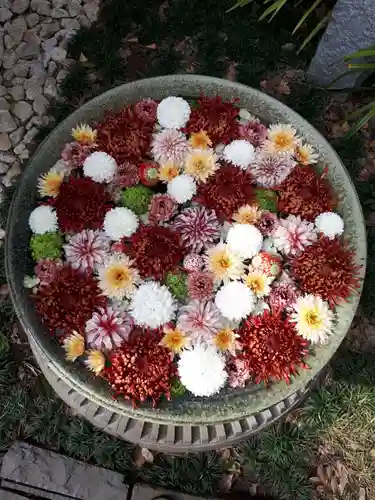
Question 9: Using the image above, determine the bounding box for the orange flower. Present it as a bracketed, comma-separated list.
[189, 130, 212, 149]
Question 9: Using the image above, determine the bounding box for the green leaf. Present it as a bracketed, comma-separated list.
[345, 107, 375, 139]
[327, 68, 364, 88]
[347, 62, 375, 70]
[226, 0, 251, 13]
[297, 11, 331, 53]
[344, 46, 375, 60]
[292, 0, 324, 35]
[347, 101, 375, 119]
[258, 0, 287, 22]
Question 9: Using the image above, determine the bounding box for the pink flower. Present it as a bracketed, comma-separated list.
[183, 253, 205, 272]
[257, 211, 279, 236]
[115, 161, 140, 188]
[134, 99, 157, 124]
[34, 259, 63, 286]
[61, 141, 95, 168]
[148, 194, 178, 225]
[187, 271, 214, 301]
[85, 306, 134, 350]
[64, 230, 110, 272]
[238, 120, 268, 148]
[173, 206, 220, 252]
[272, 215, 317, 256]
[251, 152, 296, 188]
[268, 275, 301, 313]
[151, 129, 190, 165]
[177, 300, 223, 342]
[227, 357, 251, 388]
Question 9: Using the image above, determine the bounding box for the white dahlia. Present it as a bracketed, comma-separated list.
[290, 294, 335, 345]
[178, 344, 227, 396]
[205, 243, 244, 283]
[265, 124, 300, 155]
[157, 96, 191, 129]
[103, 207, 139, 241]
[83, 151, 117, 183]
[167, 174, 197, 203]
[315, 212, 344, 240]
[29, 205, 58, 234]
[129, 281, 176, 329]
[222, 139, 256, 169]
[226, 223, 263, 259]
[215, 281, 256, 320]
[272, 215, 317, 256]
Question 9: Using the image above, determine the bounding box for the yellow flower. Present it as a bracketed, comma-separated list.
[265, 124, 299, 155]
[233, 204, 263, 225]
[37, 169, 64, 198]
[160, 326, 189, 354]
[205, 243, 244, 283]
[290, 294, 335, 344]
[189, 130, 212, 149]
[244, 270, 273, 297]
[85, 350, 105, 375]
[159, 162, 180, 183]
[71, 123, 97, 144]
[98, 254, 140, 299]
[62, 331, 85, 362]
[213, 327, 238, 354]
[184, 148, 218, 183]
[295, 143, 319, 166]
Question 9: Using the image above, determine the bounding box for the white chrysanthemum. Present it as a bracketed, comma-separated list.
[157, 96, 191, 129]
[215, 281, 256, 320]
[315, 212, 344, 240]
[83, 151, 117, 183]
[296, 143, 319, 166]
[226, 223, 263, 259]
[205, 243, 244, 283]
[103, 207, 139, 241]
[129, 281, 177, 329]
[222, 139, 256, 169]
[29, 205, 58, 234]
[265, 124, 300, 155]
[167, 174, 197, 203]
[178, 344, 227, 396]
[290, 294, 335, 344]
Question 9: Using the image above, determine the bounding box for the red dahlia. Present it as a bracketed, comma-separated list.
[278, 165, 336, 221]
[184, 96, 239, 145]
[96, 105, 154, 164]
[34, 265, 105, 336]
[237, 310, 309, 384]
[126, 225, 185, 280]
[104, 332, 176, 406]
[290, 237, 361, 307]
[196, 165, 254, 220]
[55, 177, 111, 233]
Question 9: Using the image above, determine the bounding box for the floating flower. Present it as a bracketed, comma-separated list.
[114, 161, 140, 188]
[148, 194, 178, 225]
[129, 281, 176, 329]
[29, 205, 58, 235]
[290, 294, 335, 345]
[233, 204, 263, 225]
[173, 205, 220, 252]
[61, 141, 95, 168]
[165, 270, 188, 300]
[121, 184, 153, 215]
[177, 300, 223, 342]
[254, 188, 278, 212]
[251, 152, 296, 188]
[251, 251, 282, 279]
[159, 162, 180, 182]
[103, 207, 139, 240]
[98, 253, 140, 299]
[265, 124, 300, 155]
[83, 151, 117, 183]
[167, 174, 197, 204]
[157, 96, 191, 129]
[37, 168, 64, 198]
[244, 270, 273, 298]
[256, 211, 279, 236]
[133, 99, 157, 124]
[222, 139, 255, 169]
[34, 258, 63, 286]
[64, 229, 110, 272]
[189, 130, 212, 149]
[227, 356, 251, 388]
[184, 148, 218, 182]
[238, 119, 268, 148]
[315, 212, 344, 240]
[272, 215, 317, 256]
[215, 281, 255, 320]
[226, 223, 263, 259]
[177, 344, 227, 396]
[160, 326, 189, 354]
[187, 271, 214, 301]
[212, 327, 239, 355]
[268, 274, 301, 313]
[71, 124, 97, 145]
[183, 253, 205, 272]
[205, 243, 244, 283]
[85, 306, 134, 350]
[85, 350, 105, 375]
[152, 129, 190, 165]
[62, 331, 85, 362]
[295, 143, 319, 166]
[30, 232, 63, 261]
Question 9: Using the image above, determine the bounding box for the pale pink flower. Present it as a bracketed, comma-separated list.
[151, 129, 190, 165]
[85, 306, 134, 350]
[173, 206, 220, 252]
[183, 253, 205, 272]
[148, 193, 178, 225]
[133, 99, 157, 123]
[64, 230, 110, 272]
[34, 259, 63, 286]
[61, 141, 95, 168]
[268, 276, 301, 313]
[177, 300, 223, 342]
[227, 357, 251, 388]
[256, 211, 279, 236]
[251, 152, 296, 188]
[187, 271, 214, 301]
[115, 161, 140, 188]
[272, 215, 317, 256]
[238, 120, 268, 148]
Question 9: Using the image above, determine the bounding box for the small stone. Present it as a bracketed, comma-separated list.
[3, 49, 17, 70]
[0, 87, 7, 97]
[29, 61, 44, 78]
[0, 134, 11, 151]
[4, 34, 17, 50]
[67, 0, 81, 17]
[282, 43, 296, 52]
[11, 0, 29, 14]
[14, 142, 27, 154]
[39, 21, 59, 38]
[3, 161, 22, 187]
[0, 8, 12, 24]
[3, 70, 13, 83]
[25, 83, 42, 100]
[0, 152, 17, 164]
[0, 110, 16, 133]
[10, 85, 24, 100]
[0, 163, 9, 175]
[9, 127, 24, 146]
[14, 61, 29, 78]
[50, 46, 66, 62]
[13, 101, 33, 122]
[50, 7, 69, 18]
[33, 94, 48, 115]
[44, 77, 57, 98]
[78, 14, 91, 28]
[30, 0, 51, 16]
[26, 12, 39, 28]
[61, 18, 80, 31]
[16, 31, 40, 59]
[52, 0, 66, 7]
[56, 69, 68, 83]
[23, 126, 38, 144]
[41, 37, 57, 52]
[47, 61, 57, 76]
[7, 17, 27, 45]
[83, 1, 99, 21]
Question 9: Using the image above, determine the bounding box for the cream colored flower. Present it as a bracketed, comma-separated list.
[62, 331, 85, 362]
[71, 123, 97, 144]
[184, 148, 218, 183]
[233, 204, 263, 225]
[98, 254, 140, 299]
[189, 130, 212, 149]
[160, 326, 189, 354]
[212, 327, 239, 355]
[205, 243, 244, 283]
[295, 143, 319, 166]
[265, 124, 300, 155]
[85, 350, 105, 375]
[158, 162, 180, 182]
[243, 270, 273, 298]
[290, 294, 335, 344]
[37, 169, 64, 198]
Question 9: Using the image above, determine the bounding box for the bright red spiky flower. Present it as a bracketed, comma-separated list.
[237, 310, 309, 384]
[290, 237, 361, 307]
[184, 96, 239, 145]
[195, 165, 254, 220]
[125, 225, 185, 280]
[104, 331, 176, 407]
[278, 165, 336, 221]
[54, 177, 111, 233]
[96, 105, 154, 164]
[34, 265, 106, 336]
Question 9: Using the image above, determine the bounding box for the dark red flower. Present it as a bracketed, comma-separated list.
[96, 105, 154, 164]
[278, 165, 336, 221]
[54, 177, 111, 233]
[115, 161, 140, 188]
[184, 96, 239, 145]
[104, 332, 176, 406]
[126, 225, 185, 280]
[237, 310, 309, 384]
[290, 237, 361, 307]
[195, 165, 254, 220]
[133, 99, 158, 124]
[34, 265, 105, 336]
